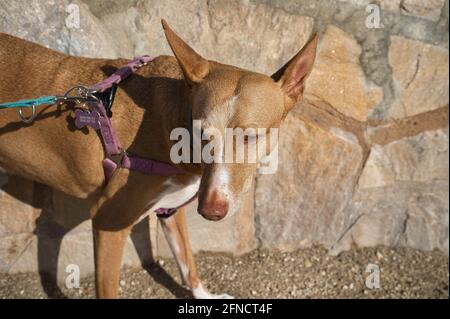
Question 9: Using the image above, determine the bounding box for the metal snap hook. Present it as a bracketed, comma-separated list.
[18, 104, 36, 123]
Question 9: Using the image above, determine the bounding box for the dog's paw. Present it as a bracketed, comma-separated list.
[192, 284, 234, 299]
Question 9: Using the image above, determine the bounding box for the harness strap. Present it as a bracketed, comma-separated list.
[88, 55, 184, 177]
[90, 56, 153, 93]
[88, 56, 194, 218]
[95, 97, 192, 218]
[95, 101, 122, 155]
[101, 152, 183, 181]
[91, 97, 184, 180]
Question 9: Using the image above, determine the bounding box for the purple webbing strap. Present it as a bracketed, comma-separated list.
[89, 55, 153, 157]
[95, 101, 122, 155]
[88, 55, 183, 178]
[102, 154, 184, 181]
[86, 55, 191, 218]
[103, 158, 118, 181]
[122, 155, 182, 176]
[90, 55, 153, 93]
[90, 55, 154, 179]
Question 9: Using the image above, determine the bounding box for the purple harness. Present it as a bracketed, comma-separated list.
[75, 56, 196, 218]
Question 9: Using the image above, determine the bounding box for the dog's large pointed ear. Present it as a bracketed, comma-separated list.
[271, 33, 318, 102]
[162, 19, 209, 84]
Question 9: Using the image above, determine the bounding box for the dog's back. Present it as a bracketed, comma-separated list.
[1, 33, 65, 100]
[0, 34, 111, 196]
[0, 33, 189, 198]
[0, 33, 112, 102]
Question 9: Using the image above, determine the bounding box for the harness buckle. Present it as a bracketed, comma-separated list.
[110, 150, 127, 167]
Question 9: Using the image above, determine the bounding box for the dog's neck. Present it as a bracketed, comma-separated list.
[111, 71, 201, 175]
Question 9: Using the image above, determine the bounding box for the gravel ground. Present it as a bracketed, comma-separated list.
[0, 246, 448, 299]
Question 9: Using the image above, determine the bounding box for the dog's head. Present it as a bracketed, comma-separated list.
[162, 20, 317, 221]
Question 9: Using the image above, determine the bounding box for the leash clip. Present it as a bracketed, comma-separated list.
[57, 85, 99, 106]
[18, 104, 36, 123]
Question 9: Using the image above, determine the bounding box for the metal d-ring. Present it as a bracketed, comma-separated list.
[18, 104, 37, 123]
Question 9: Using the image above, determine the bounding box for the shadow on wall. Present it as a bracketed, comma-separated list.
[0, 174, 190, 298]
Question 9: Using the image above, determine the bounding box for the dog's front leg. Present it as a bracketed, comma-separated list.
[92, 220, 132, 299]
[159, 208, 233, 299]
[90, 170, 159, 299]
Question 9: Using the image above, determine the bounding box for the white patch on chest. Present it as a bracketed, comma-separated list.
[154, 177, 200, 210]
[136, 176, 200, 223]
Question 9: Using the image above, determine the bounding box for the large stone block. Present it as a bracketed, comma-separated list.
[206, 0, 313, 74]
[0, 0, 119, 58]
[0, 0, 69, 53]
[330, 181, 449, 255]
[331, 127, 449, 255]
[359, 128, 449, 187]
[82, 0, 314, 74]
[304, 26, 383, 121]
[82, 0, 213, 59]
[254, 105, 364, 250]
[378, 0, 446, 22]
[389, 36, 449, 119]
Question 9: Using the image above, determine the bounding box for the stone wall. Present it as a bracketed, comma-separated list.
[0, 0, 448, 281]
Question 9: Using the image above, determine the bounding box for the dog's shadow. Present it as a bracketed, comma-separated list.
[2, 177, 190, 299]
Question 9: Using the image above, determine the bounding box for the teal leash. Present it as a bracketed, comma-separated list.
[0, 95, 57, 109]
[0, 87, 97, 123]
[0, 95, 59, 123]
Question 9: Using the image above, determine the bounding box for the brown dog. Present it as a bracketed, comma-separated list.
[0, 20, 317, 298]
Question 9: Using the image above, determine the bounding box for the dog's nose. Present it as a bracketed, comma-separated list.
[198, 190, 229, 221]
